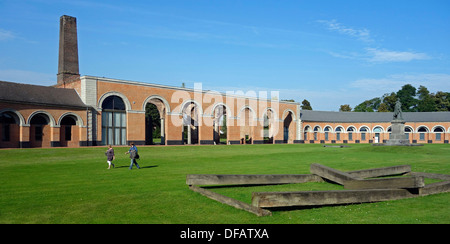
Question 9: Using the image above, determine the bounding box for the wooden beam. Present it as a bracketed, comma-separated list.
[344, 176, 424, 190]
[310, 163, 358, 185]
[186, 174, 323, 186]
[189, 185, 272, 216]
[252, 189, 417, 208]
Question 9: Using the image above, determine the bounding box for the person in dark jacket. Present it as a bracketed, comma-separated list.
[125, 142, 140, 170]
[105, 145, 115, 169]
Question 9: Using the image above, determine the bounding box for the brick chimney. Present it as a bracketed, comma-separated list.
[57, 15, 80, 86]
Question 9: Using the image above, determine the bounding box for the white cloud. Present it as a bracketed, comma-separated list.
[326, 48, 431, 63]
[318, 19, 373, 43]
[0, 29, 15, 41]
[319, 20, 431, 63]
[366, 48, 430, 62]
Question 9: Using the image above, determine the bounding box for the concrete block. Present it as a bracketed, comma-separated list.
[409, 172, 450, 181]
[419, 181, 450, 196]
[252, 189, 417, 208]
[310, 163, 359, 185]
[189, 185, 272, 216]
[344, 176, 424, 190]
[347, 165, 411, 179]
[186, 174, 323, 186]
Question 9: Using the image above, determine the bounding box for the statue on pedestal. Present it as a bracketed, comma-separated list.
[393, 99, 403, 121]
[373, 99, 422, 146]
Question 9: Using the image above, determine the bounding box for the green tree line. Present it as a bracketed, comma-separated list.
[340, 84, 450, 112]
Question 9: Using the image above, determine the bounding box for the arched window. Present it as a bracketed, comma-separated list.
[335, 126, 343, 141]
[324, 126, 332, 141]
[433, 126, 444, 141]
[102, 95, 127, 145]
[373, 126, 383, 133]
[359, 127, 369, 141]
[347, 127, 355, 141]
[313, 126, 321, 141]
[417, 126, 428, 141]
[405, 126, 413, 140]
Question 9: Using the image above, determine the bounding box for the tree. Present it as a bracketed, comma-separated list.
[417, 86, 436, 112]
[339, 104, 352, 112]
[350, 84, 449, 113]
[301, 99, 312, 110]
[434, 91, 450, 111]
[381, 92, 397, 112]
[354, 97, 381, 112]
[396, 84, 417, 112]
[377, 103, 390, 112]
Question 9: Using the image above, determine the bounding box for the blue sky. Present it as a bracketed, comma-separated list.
[1, 0, 449, 111]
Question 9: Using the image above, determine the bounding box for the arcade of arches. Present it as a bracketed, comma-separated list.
[1, 76, 450, 148]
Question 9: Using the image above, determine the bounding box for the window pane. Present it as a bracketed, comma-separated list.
[108, 128, 113, 145]
[102, 95, 126, 110]
[121, 128, 127, 145]
[102, 127, 107, 145]
[115, 113, 121, 127]
[121, 113, 126, 127]
[115, 128, 120, 145]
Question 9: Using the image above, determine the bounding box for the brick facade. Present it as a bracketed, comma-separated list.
[301, 121, 450, 144]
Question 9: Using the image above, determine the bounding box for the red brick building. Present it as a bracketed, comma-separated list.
[300, 110, 450, 144]
[0, 15, 449, 148]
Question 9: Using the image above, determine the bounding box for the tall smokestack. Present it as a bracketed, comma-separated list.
[57, 15, 80, 86]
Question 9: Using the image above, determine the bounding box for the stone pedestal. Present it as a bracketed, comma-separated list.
[385, 120, 410, 146]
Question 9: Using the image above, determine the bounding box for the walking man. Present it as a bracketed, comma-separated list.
[125, 142, 140, 170]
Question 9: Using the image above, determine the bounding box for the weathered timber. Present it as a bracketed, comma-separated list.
[347, 165, 411, 179]
[419, 181, 450, 196]
[186, 174, 323, 186]
[310, 163, 359, 185]
[252, 189, 417, 208]
[344, 176, 424, 190]
[189, 185, 272, 216]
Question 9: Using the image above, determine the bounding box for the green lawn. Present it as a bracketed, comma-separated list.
[0, 144, 449, 224]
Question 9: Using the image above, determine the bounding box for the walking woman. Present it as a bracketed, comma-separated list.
[105, 145, 115, 169]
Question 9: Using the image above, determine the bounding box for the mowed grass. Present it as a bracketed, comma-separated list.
[0, 144, 449, 224]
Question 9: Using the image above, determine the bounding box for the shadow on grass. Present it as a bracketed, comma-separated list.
[114, 165, 158, 169]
